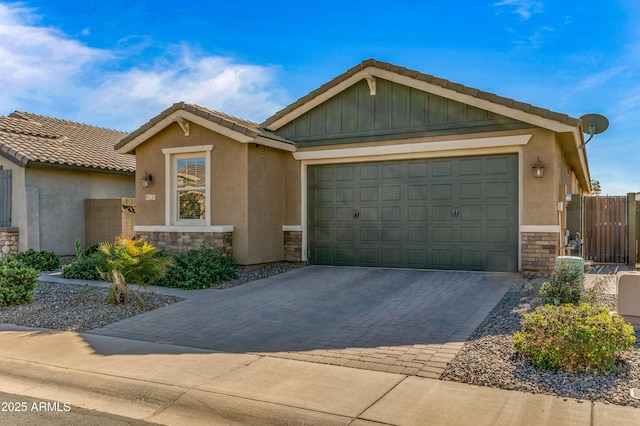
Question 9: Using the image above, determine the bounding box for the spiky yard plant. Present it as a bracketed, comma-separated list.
[95, 237, 172, 305]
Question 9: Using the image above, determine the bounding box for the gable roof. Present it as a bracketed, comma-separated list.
[115, 102, 297, 154]
[0, 111, 135, 173]
[262, 58, 583, 135]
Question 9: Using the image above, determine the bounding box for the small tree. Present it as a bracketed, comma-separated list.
[95, 237, 172, 305]
[590, 179, 602, 196]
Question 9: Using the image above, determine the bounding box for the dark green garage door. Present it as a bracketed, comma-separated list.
[307, 154, 518, 272]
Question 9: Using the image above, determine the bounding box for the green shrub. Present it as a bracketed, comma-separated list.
[154, 246, 237, 290]
[513, 303, 636, 373]
[62, 257, 102, 281]
[15, 249, 60, 272]
[0, 257, 39, 306]
[539, 262, 584, 306]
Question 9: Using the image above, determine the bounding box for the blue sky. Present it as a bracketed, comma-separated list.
[1, 1, 638, 194]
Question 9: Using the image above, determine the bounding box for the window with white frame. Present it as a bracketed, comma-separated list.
[162, 145, 213, 226]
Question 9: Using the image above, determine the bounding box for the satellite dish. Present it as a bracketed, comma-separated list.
[579, 113, 609, 149]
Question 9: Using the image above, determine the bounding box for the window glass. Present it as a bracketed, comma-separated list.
[177, 157, 205, 220]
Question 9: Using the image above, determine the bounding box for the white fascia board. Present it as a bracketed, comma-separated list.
[135, 225, 234, 233]
[265, 67, 578, 135]
[254, 135, 297, 152]
[293, 134, 532, 161]
[116, 112, 255, 154]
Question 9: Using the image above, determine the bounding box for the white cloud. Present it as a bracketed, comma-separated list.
[0, 3, 288, 131]
[493, 0, 544, 20]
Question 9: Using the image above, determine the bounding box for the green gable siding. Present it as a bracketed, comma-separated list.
[276, 78, 529, 146]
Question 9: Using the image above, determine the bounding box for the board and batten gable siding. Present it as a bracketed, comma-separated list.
[276, 78, 530, 145]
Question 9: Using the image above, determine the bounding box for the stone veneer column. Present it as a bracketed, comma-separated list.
[283, 231, 302, 262]
[0, 227, 19, 258]
[521, 232, 558, 273]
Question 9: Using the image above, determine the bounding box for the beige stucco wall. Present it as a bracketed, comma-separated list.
[0, 157, 26, 251]
[135, 122, 292, 265]
[24, 167, 134, 255]
[245, 144, 287, 264]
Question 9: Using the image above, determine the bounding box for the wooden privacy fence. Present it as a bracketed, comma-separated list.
[583, 196, 627, 263]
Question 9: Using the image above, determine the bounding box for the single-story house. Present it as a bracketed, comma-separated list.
[0, 111, 136, 256]
[115, 59, 591, 273]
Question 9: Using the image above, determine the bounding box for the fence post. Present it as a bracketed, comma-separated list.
[629, 193, 638, 268]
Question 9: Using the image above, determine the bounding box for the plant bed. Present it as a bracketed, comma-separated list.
[0, 281, 183, 331]
[441, 276, 640, 407]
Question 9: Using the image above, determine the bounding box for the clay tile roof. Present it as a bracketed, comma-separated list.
[0, 111, 134, 172]
[261, 58, 582, 129]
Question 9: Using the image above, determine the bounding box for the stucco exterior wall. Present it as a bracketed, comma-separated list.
[25, 167, 134, 255]
[0, 157, 26, 251]
[246, 144, 287, 264]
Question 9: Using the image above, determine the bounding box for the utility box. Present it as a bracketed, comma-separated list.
[555, 256, 584, 284]
[617, 271, 640, 325]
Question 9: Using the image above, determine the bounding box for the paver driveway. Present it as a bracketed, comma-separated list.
[91, 266, 516, 378]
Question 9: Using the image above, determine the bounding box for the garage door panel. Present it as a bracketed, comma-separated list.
[314, 207, 334, 223]
[408, 184, 428, 200]
[486, 204, 509, 221]
[408, 226, 429, 242]
[460, 158, 482, 175]
[360, 186, 378, 201]
[486, 157, 510, 174]
[360, 207, 378, 221]
[460, 182, 482, 198]
[382, 185, 401, 201]
[336, 226, 354, 241]
[314, 226, 333, 241]
[460, 226, 482, 243]
[382, 227, 402, 241]
[336, 187, 354, 202]
[382, 206, 401, 221]
[336, 207, 355, 221]
[315, 188, 333, 202]
[360, 226, 379, 241]
[432, 226, 453, 242]
[460, 250, 483, 268]
[408, 162, 429, 177]
[408, 206, 428, 221]
[432, 184, 453, 199]
[460, 204, 482, 221]
[307, 154, 518, 271]
[360, 164, 379, 179]
[432, 161, 453, 177]
[431, 250, 454, 267]
[432, 205, 454, 221]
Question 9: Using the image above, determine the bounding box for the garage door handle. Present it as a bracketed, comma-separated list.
[353, 208, 360, 219]
[452, 207, 460, 218]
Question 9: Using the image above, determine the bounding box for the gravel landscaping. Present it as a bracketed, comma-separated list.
[0, 262, 303, 332]
[441, 275, 640, 408]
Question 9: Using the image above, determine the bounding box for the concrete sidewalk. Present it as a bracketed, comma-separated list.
[0, 324, 638, 425]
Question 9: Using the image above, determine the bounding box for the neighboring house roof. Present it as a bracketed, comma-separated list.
[261, 58, 582, 133]
[115, 102, 297, 154]
[0, 111, 135, 173]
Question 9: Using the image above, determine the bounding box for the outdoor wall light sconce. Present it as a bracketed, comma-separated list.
[532, 157, 545, 179]
[141, 172, 153, 188]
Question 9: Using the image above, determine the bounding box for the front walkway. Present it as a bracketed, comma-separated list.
[88, 266, 516, 378]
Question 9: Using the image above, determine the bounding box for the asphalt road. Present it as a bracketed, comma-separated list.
[0, 391, 157, 426]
